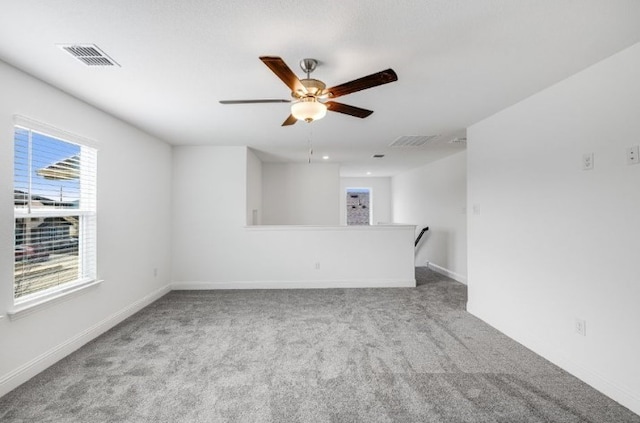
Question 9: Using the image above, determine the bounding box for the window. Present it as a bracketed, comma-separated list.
[13, 119, 97, 303]
[346, 188, 371, 225]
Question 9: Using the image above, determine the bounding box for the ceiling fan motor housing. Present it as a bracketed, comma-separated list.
[295, 78, 326, 97]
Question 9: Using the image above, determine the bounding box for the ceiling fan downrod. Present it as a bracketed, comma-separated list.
[300, 58, 318, 78]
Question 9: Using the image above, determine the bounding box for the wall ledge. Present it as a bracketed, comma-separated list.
[172, 279, 416, 290]
[245, 224, 415, 231]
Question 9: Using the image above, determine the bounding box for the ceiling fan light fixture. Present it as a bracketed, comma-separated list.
[291, 98, 327, 122]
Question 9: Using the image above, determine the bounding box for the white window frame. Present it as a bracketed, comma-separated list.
[10, 116, 99, 318]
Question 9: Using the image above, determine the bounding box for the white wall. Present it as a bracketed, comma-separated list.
[0, 61, 172, 396]
[246, 148, 262, 225]
[171, 146, 415, 287]
[171, 146, 247, 283]
[178, 224, 416, 289]
[392, 151, 467, 282]
[467, 42, 640, 414]
[262, 163, 340, 225]
[340, 177, 392, 225]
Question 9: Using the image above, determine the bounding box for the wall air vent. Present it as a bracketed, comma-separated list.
[389, 135, 439, 148]
[57, 44, 120, 67]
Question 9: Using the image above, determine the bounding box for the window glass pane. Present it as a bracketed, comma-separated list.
[14, 216, 80, 299]
[30, 132, 81, 210]
[346, 188, 371, 225]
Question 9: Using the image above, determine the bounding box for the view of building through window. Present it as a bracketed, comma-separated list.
[346, 188, 371, 225]
[13, 126, 96, 300]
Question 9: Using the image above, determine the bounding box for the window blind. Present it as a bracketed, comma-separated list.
[13, 123, 97, 301]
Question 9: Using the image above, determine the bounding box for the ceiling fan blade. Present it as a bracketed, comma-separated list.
[325, 101, 374, 118]
[259, 56, 307, 94]
[281, 114, 298, 126]
[219, 99, 290, 104]
[325, 69, 398, 99]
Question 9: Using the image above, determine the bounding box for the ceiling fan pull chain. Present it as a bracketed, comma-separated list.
[308, 124, 314, 163]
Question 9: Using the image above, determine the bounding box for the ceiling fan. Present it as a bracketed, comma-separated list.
[219, 56, 398, 126]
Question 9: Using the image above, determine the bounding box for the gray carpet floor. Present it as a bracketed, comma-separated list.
[1, 268, 638, 422]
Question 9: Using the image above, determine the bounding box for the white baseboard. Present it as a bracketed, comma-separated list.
[0, 283, 171, 398]
[467, 304, 640, 416]
[172, 278, 416, 290]
[426, 262, 467, 284]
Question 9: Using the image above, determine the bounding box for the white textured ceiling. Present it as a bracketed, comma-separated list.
[1, 1, 640, 176]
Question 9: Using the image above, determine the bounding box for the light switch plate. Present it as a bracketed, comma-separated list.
[582, 153, 594, 170]
[575, 318, 587, 336]
[627, 146, 639, 165]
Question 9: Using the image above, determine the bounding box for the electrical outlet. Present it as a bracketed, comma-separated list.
[575, 318, 586, 336]
[315, 262, 320, 270]
[582, 153, 594, 170]
[153, 268, 158, 277]
[627, 146, 639, 165]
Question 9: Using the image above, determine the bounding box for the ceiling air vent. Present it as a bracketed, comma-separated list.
[372, 154, 385, 158]
[58, 44, 120, 67]
[448, 137, 467, 144]
[389, 135, 439, 148]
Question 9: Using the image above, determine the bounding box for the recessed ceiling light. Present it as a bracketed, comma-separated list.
[366, 171, 372, 175]
[322, 155, 330, 160]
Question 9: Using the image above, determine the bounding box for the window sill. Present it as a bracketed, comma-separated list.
[7, 279, 103, 321]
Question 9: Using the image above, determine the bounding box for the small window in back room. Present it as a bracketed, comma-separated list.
[346, 188, 371, 225]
